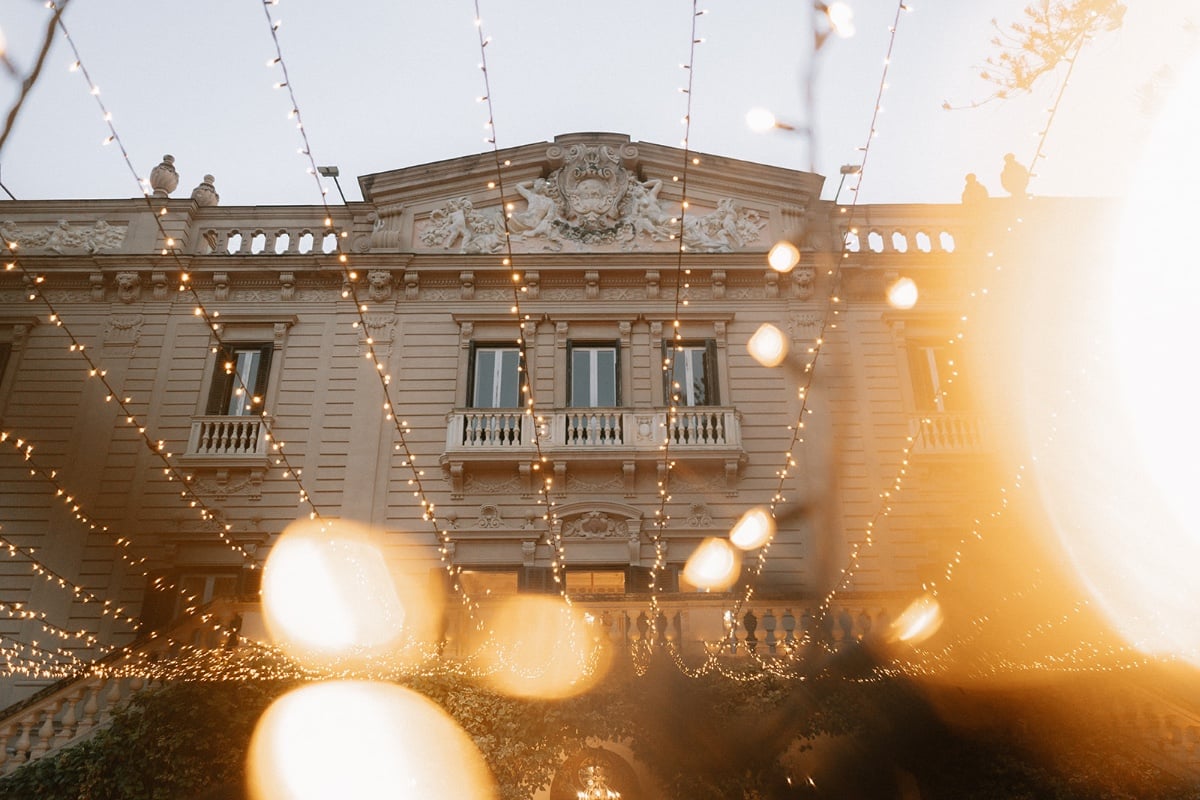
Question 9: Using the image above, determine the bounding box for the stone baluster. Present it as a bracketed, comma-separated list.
[0, 725, 11, 774]
[100, 677, 123, 725]
[762, 609, 778, 654]
[780, 609, 796, 646]
[53, 690, 82, 748]
[12, 717, 33, 768]
[29, 702, 59, 759]
[743, 610, 758, 654]
[75, 682, 101, 737]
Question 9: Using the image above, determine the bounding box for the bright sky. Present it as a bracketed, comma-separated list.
[0, 1, 1193, 206]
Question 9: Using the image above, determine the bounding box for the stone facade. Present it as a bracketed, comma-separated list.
[0, 133, 991, 706]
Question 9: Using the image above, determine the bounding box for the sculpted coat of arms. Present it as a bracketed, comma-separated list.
[418, 142, 764, 253]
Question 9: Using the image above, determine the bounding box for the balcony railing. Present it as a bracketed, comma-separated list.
[185, 415, 270, 461]
[911, 413, 987, 455]
[445, 407, 741, 454]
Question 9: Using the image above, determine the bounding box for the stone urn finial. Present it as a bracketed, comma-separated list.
[149, 155, 179, 198]
[191, 174, 219, 207]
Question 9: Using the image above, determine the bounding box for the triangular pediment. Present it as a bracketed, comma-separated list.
[358, 133, 824, 255]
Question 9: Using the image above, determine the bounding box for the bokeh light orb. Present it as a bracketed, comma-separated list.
[729, 507, 775, 551]
[745, 107, 778, 133]
[886, 276, 918, 309]
[261, 518, 406, 667]
[248, 681, 496, 800]
[469, 595, 609, 699]
[683, 537, 741, 591]
[767, 241, 801, 273]
[748, 323, 788, 368]
[889, 593, 942, 644]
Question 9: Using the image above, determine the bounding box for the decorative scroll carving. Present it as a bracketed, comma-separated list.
[0, 220, 127, 254]
[476, 504, 505, 529]
[362, 314, 396, 343]
[151, 271, 168, 300]
[687, 503, 713, 527]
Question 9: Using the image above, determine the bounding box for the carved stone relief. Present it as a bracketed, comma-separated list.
[0, 219, 127, 253]
[114, 272, 141, 304]
[415, 143, 765, 254]
[562, 511, 629, 539]
[367, 270, 393, 303]
[104, 314, 143, 345]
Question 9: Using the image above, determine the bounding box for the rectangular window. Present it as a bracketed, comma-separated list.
[565, 569, 626, 596]
[206, 343, 272, 416]
[569, 342, 619, 407]
[663, 340, 718, 406]
[909, 343, 966, 413]
[470, 346, 521, 408]
[459, 569, 519, 598]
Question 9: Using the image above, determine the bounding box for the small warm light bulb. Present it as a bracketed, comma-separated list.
[890, 594, 943, 643]
[745, 107, 777, 133]
[767, 241, 801, 273]
[886, 276, 918, 309]
[748, 323, 788, 368]
[729, 507, 774, 550]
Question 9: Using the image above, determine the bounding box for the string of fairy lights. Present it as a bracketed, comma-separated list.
[704, 1, 912, 655]
[649, 1, 708, 635]
[51, 5, 323, 527]
[258, 0, 490, 627]
[469, 0, 567, 603]
[0, 0, 1155, 690]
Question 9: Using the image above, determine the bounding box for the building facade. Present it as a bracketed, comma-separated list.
[0, 132, 990, 707]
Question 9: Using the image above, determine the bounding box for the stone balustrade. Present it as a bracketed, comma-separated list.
[186, 416, 270, 459]
[445, 408, 741, 454]
[911, 413, 987, 455]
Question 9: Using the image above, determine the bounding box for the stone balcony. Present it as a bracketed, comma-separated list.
[441, 407, 745, 497]
[909, 413, 989, 457]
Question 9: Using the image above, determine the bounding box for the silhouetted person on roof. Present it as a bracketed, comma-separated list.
[1000, 153, 1029, 197]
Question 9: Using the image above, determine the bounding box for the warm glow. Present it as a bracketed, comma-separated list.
[826, 2, 856, 37]
[729, 507, 774, 550]
[767, 240, 801, 273]
[261, 519, 406, 667]
[248, 681, 496, 800]
[886, 276, 918, 309]
[1019, 53, 1200, 666]
[468, 595, 609, 699]
[890, 594, 942, 644]
[748, 323, 788, 368]
[683, 537, 741, 591]
[745, 107, 778, 133]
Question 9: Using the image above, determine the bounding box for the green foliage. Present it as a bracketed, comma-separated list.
[0, 681, 281, 800]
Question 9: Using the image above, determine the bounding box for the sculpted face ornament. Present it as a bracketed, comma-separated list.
[366, 270, 393, 303]
[115, 272, 141, 304]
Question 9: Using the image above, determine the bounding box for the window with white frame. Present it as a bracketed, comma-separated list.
[663, 340, 718, 406]
[469, 345, 521, 408]
[569, 341, 619, 407]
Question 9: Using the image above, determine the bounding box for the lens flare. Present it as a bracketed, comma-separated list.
[729, 507, 774, 550]
[469, 595, 609, 699]
[768, 241, 801, 273]
[248, 681, 496, 800]
[261, 519, 406, 668]
[890, 594, 942, 644]
[748, 323, 788, 368]
[886, 276, 918, 309]
[745, 107, 778, 133]
[683, 537, 741, 591]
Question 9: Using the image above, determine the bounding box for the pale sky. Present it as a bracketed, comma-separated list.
[0, 1, 1193, 207]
